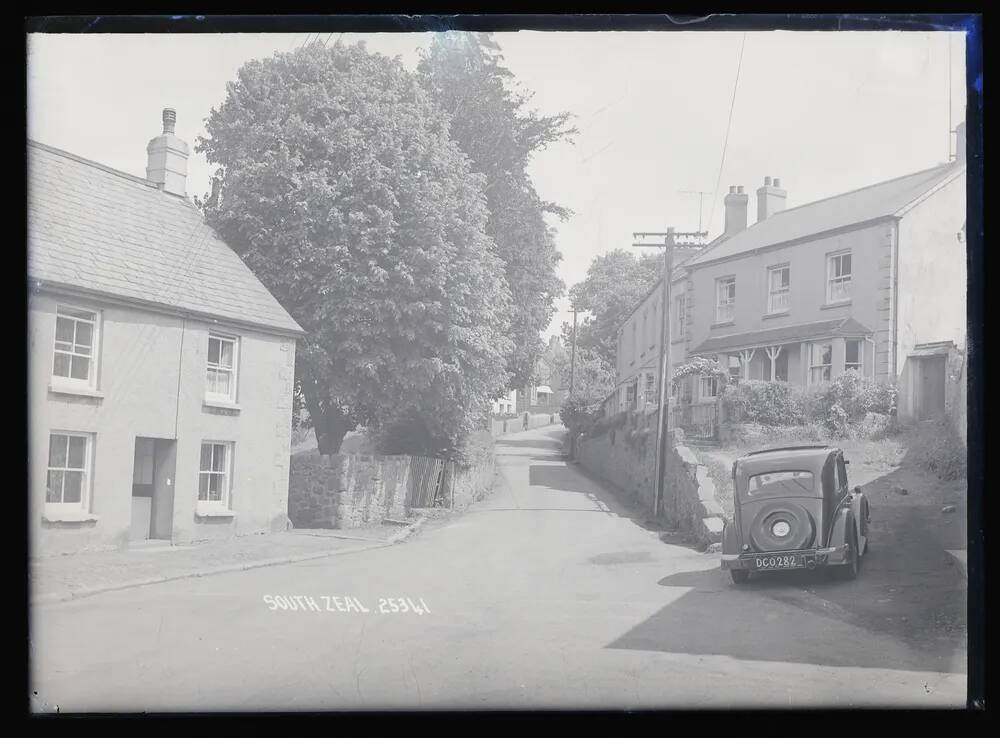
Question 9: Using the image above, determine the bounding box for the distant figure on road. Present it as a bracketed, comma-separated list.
[523, 412, 529, 431]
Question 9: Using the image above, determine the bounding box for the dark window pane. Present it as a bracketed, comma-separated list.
[200, 444, 212, 472]
[53, 352, 71, 378]
[63, 471, 83, 503]
[208, 338, 220, 365]
[846, 340, 860, 364]
[199, 474, 209, 501]
[209, 474, 222, 501]
[70, 355, 90, 380]
[842, 254, 851, 274]
[68, 436, 87, 469]
[55, 317, 75, 343]
[75, 322, 93, 349]
[821, 345, 832, 365]
[49, 434, 68, 467]
[212, 445, 226, 472]
[46, 470, 64, 502]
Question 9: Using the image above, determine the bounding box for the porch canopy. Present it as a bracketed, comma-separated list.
[690, 317, 872, 356]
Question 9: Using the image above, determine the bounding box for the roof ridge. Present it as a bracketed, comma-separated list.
[745, 161, 955, 225]
[28, 139, 163, 191]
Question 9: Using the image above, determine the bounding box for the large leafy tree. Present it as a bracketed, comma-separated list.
[417, 32, 575, 391]
[197, 42, 513, 456]
[564, 249, 664, 368]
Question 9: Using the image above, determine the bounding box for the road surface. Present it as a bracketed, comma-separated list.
[31, 426, 967, 711]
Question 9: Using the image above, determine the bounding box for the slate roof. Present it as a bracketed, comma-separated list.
[687, 163, 965, 267]
[690, 317, 872, 355]
[28, 141, 303, 336]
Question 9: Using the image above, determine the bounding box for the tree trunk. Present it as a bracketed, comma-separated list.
[303, 391, 355, 457]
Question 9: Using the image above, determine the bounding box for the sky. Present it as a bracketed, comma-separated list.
[27, 30, 967, 339]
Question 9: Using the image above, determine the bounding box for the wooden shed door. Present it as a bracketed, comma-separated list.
[917, 356, 947, 420]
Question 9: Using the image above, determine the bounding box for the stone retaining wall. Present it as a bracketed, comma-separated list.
[289, 452, 496, 528]
[573, 409, 725, 545]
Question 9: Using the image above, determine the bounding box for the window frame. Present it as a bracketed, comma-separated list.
[809, 341, 833, 385]
[45, 431, 94, 514]
[674, 293, 686, 336]
[715, 277, 736, 324]
[826, 250, 853, 304]
[766, 264, 791, 314]
[206, 333, 240, 403]
[845, 339, 864, 375]
[51, 305, 100, 389]
[698, 375, 719, 401]
[198, 441, 234, 512]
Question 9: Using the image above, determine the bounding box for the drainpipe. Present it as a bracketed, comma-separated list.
[173, 318, 186, 439]
[891, 221, 900, 379]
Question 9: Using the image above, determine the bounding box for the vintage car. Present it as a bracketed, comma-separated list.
[721, 445, 870, 584]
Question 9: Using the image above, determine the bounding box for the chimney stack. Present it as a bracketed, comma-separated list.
[146, 107, 189, 197]
[724, 184, 748, 236]
[756, 175, 787, 222]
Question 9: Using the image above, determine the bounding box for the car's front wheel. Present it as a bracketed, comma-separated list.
[730, 569, 750, 585]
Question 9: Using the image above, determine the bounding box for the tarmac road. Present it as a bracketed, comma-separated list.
[30, 426, 967, 711]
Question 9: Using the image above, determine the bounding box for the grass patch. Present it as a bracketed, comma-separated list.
[700, 454, 734, 520]
[899, 418, 967, 481]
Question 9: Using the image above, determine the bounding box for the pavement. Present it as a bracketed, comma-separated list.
[30, 519, 429, 605]
[31, 426, 967, 711]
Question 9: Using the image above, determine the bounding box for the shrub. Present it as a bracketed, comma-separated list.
[560, 394, 604, 436]
[905, 418, 966, 481]
[721, 380, 805, 425]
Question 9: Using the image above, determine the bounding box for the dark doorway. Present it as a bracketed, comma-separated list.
[130, 438, 177, 542]
[916, 356, 947, 420]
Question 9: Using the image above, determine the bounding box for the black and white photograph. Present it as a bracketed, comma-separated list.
[25, 15, 982, 712]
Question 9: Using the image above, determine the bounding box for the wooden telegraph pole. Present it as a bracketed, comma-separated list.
[632, 228, 708, 519]
[569, 307, 579, 395]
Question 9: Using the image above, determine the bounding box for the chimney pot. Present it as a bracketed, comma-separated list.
[764, 176, 772, 186]
[773, 178, 781, 188]
[162, 108, 177, 135]
[737, 185, 744, 194]
[729, 185, 736, 194]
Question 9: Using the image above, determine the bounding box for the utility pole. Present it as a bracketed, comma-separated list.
[632, 228, 709, 519]
[569, 307, 579, 395]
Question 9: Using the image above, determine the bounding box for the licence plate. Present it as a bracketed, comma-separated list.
[752, 554, 802, 570]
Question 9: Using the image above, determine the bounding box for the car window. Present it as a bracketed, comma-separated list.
[746, 471, 815, 498]
[835, 455, 848, 492]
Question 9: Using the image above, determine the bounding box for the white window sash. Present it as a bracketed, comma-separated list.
[45, 432, 92, 512]
[52, 307, 99, 387]
[198, 442, 233, 508]
[827, 253, 852, 303]
[206, 335, 239, 402]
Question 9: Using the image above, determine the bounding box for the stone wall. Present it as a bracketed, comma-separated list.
[573, 409, 725, 545]
[289, 452, 497, 528]
[289, 453, 411, 529]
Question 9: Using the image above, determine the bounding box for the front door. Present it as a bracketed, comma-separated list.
[130, 438, 155, 541]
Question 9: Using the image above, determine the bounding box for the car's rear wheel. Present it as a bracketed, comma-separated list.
[730, 569, 750, 585]
[836, 530, 860, 580]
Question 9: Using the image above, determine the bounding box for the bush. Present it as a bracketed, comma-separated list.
[560, 394, 604, 436]
[720, 372, 897, 436]
[721, 380, 805, 425]
[905, 418, 966, 480]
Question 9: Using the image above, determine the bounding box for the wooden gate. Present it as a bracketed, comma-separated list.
[407, 456, 445, 508]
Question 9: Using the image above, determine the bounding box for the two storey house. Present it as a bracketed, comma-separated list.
[612, 125, 967, 425]
[28, 109, 305, 556]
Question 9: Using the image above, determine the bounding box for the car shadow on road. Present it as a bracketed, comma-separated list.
[603, 562, 964, 674]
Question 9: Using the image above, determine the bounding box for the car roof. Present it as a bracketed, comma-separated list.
[736, 446, 837, 475]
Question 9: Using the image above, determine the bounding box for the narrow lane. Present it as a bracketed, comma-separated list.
[31, 426, 966, 711]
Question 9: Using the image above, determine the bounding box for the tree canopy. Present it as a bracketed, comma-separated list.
[197, 42, 513, 456]
[563, 249, 665, 368]
[417, 32, 575, 391]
